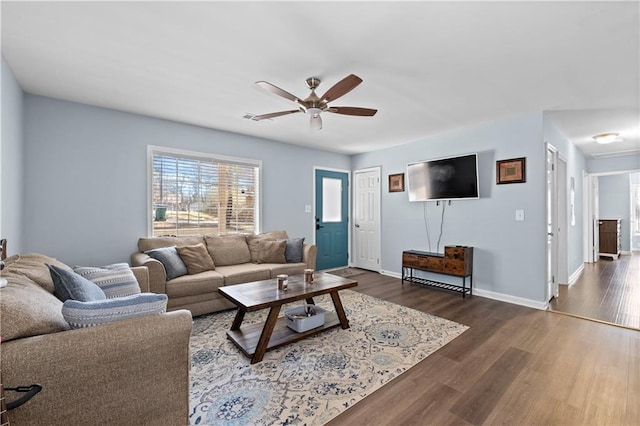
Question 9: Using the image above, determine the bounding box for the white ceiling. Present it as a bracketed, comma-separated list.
[2, 1, 639, 157]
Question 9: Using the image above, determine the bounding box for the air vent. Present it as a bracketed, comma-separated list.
[243, 113, 259, 121]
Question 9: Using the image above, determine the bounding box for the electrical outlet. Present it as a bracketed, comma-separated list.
[515, 209, 525, 221]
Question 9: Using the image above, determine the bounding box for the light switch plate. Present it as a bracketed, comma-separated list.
[515, 209, 525, 221]
[304, 204, 312, 213]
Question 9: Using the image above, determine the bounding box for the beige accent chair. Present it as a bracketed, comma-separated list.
[1, 253, 192, 425]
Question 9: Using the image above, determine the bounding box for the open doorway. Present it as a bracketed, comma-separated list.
[549, 169, 640, 329]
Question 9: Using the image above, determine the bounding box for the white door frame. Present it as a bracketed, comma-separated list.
[546, 144, 559, 301]
[353, 166, 381, 271]
[583, 173, 599, 263]
[583, 168, 640, 262]
[557, 155, 568, 285]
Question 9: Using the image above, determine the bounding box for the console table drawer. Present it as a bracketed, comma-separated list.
[403, 253, 444, 272]
[443, 247, 473, 276]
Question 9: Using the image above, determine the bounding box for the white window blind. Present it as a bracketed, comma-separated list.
[150, 149, 259, 237]
[634, 184, 640, 234]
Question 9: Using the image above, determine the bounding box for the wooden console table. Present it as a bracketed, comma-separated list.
[402, 246, 473, 297]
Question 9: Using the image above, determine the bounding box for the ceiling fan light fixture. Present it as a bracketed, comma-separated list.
[310, 113, 322, 130]
[306, 107, 322, 118]
[592, 132, 620, 144]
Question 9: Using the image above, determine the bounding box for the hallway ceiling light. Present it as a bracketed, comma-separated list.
[592, 132, 620, 144]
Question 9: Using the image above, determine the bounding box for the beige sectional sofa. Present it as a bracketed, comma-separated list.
[0, 253, 192, 425]
[131, 231, 317, 317]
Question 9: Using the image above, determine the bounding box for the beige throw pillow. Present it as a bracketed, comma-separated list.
[247, 231, 289, 263]
[256, 240, 287, 264]
[177, 243, 215, 274]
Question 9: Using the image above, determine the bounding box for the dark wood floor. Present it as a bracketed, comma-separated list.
[327, 271, 640, 426]
[549, 253, 640, 329]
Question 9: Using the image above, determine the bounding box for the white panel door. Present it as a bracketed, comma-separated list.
[546, 146, 558, 301]
[353, 168, 381, 271]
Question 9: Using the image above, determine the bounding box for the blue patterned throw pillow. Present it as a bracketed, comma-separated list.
[73, 263, 141, 298]
[48, 264, 106, 302]
[61, 293, 168, 329]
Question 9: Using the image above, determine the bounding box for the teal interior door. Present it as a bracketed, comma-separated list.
[315, 169, 349, 270]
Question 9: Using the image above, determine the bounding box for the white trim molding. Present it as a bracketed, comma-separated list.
[473, 288, 548, 310]
[568, 263, 585, 285]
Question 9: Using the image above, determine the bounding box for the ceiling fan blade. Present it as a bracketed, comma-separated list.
[310, 114, 322, 130]
[320, 74, 363, 103]
[253, 110, 301, 120]
[255, 81, 303, 104]
[327, 106, 377, 117]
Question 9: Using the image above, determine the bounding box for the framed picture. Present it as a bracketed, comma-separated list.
[496, 157, 526, 184]
[389, 173, 405, 192]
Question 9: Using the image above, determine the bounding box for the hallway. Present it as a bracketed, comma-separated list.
[549, 252, 640, 329]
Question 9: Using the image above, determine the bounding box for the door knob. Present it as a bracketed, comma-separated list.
[355, 224, 360, 228]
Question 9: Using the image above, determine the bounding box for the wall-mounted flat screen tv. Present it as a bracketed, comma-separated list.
[407, 153, 479, 201]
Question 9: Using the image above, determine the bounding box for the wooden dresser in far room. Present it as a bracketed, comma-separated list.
[599, 219, 621, 260]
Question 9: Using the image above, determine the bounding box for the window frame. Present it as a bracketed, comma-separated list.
[147, 145, 262, 237]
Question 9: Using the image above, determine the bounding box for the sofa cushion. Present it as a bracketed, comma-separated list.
[137, 235, 204, 252]
[61, 293, 168, 329]
[176, 243, 215, 274]
[4, 253, 71, 293]
[48, 264, 107, 302]
[246, 231, 289, 263]
[0, 271, 70, 341]
[73, 263, 141, 298]
[215, 264, 271, 285]
[166, 270, 224, 298]
[266, 262, 308, 277]
[285, 238, 305, 263]
[145, 246, 188, 280]
[257, 240, 287, 264]
[204, 235, 251, 266]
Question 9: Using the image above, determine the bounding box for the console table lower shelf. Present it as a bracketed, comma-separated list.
[402, 247, 473, 298]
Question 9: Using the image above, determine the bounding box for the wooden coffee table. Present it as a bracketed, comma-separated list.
[218, 272, 358, 364]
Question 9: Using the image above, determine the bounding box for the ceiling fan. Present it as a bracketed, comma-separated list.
[254, 74, 377, 130]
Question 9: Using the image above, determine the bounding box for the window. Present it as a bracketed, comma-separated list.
[633, 183, 640, 234]
[149, 147, 260, 237]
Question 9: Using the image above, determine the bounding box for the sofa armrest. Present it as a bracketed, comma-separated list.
[131, 252, 167, 294]
[2, 310, 193, 426]
[130, 265, 150, 292]
[303, 244, 317, 270]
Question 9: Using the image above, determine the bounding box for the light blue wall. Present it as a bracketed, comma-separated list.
[588, 154, 640, 174]
[1, 57, 24, 253]
[598, 174, 631, 251]
[543, 115, 587, 278]
[352, 113, 547, 303]
[23, 95, 350, 265]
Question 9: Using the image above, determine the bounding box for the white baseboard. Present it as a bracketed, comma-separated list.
[472, 288, 548, 310]
[380, 270, 402, 279]
[568, 263, 585, 285]
[380, 270, 546, 310]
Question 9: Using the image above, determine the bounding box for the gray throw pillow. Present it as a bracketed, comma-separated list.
[144, 246, 188, 280]
[73, 263, 141, 299]
[62, 293, 168, 329]
[48, 264, 107, 302]
[286, 238, 305, 263]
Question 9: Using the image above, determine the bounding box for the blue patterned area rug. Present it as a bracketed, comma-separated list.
[189, 290, 468, 425]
